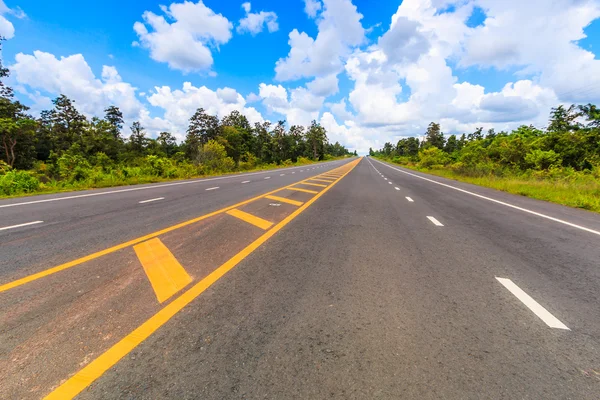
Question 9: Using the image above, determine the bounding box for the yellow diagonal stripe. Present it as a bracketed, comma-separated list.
[133, 238, 192, 304]
[265, 195, 304, 206]
[309, 178, 335, 183]
[226, 208, 273, 230]
[300, 182, 327, 188]
[288, 186, 319, 194]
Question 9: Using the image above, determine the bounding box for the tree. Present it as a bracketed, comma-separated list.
[254, 121, 272, 162]
[49, 95, 87, 152]
[186, 108, 219, 160]
[578, 104, 600, 128]
[220, 125, 244, 165]
[467, 127, 483, 141]
[104, 105, 124, 140]
[444, 134, 459, 154]
[0, 118, 37, 167]
[305, 120, 327, 160]
[157, 131, 178, 156]
[128, 121, 147, 155]
[424, 122, 445, 149]
[548, 105, 581, 132]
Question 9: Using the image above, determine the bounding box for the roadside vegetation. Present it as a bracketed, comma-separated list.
[371, 106, 600, 213]
[0, 41, 355, 198]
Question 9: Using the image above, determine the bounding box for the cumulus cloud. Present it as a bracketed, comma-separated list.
[258, 83, 325, 126]
[304, 0, 322, 18]
[10, 51, 266, 142]
[133, 1, 233, 72]
[11, 51, 144, 119]
[275, 0, 365, 81]
[237, 2, 278, 35]
[0, 0, 26, 39]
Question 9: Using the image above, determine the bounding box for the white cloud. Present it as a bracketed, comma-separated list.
[237, 2, 278, 35]
[258, 83, 325, 126]
[306, 74, 339, 97]
[134, 1, 233, 72]
[0, 0, 25, 39]
[459, 0, 600, 103]
[275, 0, 365, 81]
[304, 0, 322, 18]
[10, 51, 267, 142]
[11, 51, 144, 120]
[147, 82, 264, 138]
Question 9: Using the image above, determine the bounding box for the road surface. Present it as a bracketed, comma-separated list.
[1, 157, 599, 399]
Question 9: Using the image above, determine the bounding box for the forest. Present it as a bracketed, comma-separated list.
[372, 105, 600, 212]
[0, 47, 355, 197]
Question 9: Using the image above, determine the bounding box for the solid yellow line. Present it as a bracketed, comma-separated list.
[43, 158, 362, 400]
[0, 170, 347, 293]
[299, 182, 327, 188]
[308, 178, 335, 183]
[264, 195, 304, 207]
[287, 187, 319, 194]
[133, 238, 192, 303]
[226, 209, 273, 230]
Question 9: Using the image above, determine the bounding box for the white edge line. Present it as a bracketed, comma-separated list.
[0, 160, 346, 209]
[205, 187, 219, 191]
[495, 277, 570, 330]
[241, 180, 250, 184]
[427, 216, 444, 226]
[0, 220, 44, 231]
[406, 197, 414, 202]
[138, 197, 164, 204]
[370, 158, 600, 237]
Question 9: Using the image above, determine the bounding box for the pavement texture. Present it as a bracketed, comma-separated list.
[1, 157, 599, 399]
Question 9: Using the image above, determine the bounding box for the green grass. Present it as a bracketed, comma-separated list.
[376, 157, 600, 213]
[0, 157, 351, 199]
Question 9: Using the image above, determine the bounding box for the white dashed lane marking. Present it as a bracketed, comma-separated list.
[427, 216, 443, 226]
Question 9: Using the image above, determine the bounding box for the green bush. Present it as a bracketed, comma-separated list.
[0, 170, 41, 195]
[418, 147, 451, 168]
[525, 149, 562, 170]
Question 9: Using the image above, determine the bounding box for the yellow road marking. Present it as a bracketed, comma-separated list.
[308, 178, 335, 183]
[287, 187, 319, 194]
[0, 165, 357, 293]
[133, 238, 192, 303]
[321, 174, 342, 178]
[299, 182, 327, 188]
[226, 209, 273, 230]
[43, 158, 361, 400]
[264, 195, 304, 207]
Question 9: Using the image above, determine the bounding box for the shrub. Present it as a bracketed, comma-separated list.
[418, 147, 451, 168]
[0, 170, 41, 195]
[525, 149, 562, 170]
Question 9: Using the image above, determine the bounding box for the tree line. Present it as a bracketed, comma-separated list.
[0, 40, 355, 195]
[371, 104, 600, 175]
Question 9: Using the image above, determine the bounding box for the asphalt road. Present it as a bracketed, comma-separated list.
[1, 157, 599, 399]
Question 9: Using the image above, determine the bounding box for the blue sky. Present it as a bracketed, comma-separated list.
[2, 0, 600, 153]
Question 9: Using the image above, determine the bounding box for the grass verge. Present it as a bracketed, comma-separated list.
[375, 157, 600, 213]
[0, 157, 352, 200]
